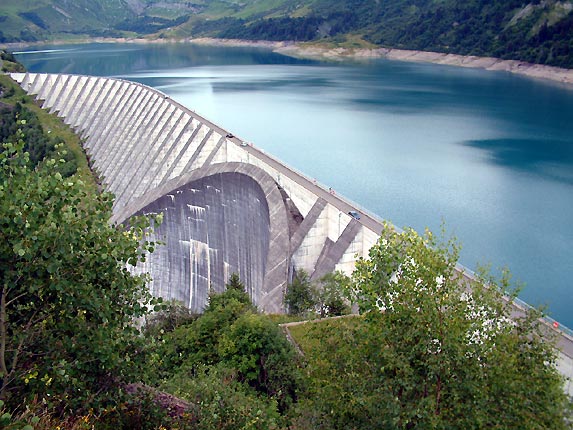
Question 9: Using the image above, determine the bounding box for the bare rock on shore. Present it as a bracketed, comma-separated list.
[383, 49, 573, 84]
[272, 43, 573, 86]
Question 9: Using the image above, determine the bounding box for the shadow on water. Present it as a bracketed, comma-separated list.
[462, 138, 573, 185]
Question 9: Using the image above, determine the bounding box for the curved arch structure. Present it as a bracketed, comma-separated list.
[116, 162, 290, 313]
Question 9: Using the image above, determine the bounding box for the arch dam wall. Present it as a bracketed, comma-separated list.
[9, 73, 573, 393]
[9, 72, 379, 314]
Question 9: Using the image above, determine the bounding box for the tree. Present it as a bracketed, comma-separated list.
[157, 274, 256, 373]
[314, 272, 351, 318]
[226, 272, 245, 292]
[218, 312, 301, 411]
[284, 270, 314, 316]
[0, 130, 160, 410]
[0, 103, 77, 176]
[154, 274, 302, 419]
[285, 270, 350, 318]
[338, 222, 570, 429]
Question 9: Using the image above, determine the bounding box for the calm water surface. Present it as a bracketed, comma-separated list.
[15, 43, 573, 327]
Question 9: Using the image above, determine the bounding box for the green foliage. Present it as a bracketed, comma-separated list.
[0, 131, 161, 411]
[313, 272, 351, 318]
[91, 389, 180, 430]
[3, 0, 572, 66]
[150, 274, 301, 421]
[13, 111, 74, 175]
[0, 399, 37, 430]
[0, 61, 25, 74]
[189, 0, 573, 68]
[287, 316, 370, 430]
[0, 51, 17, 63]
[161, 364, 281, 430]
[227, 272, 246, 292]
[0, 0, 194, 41]
[151, 274, 259, 374]
[284, 270, 314, 317]
[143, 299, 197, 338]
[0, 86, 78, 177]
[284, 270, 350, 318]
[292, 222, 571, 429]
[218, 312, 300, 411]
[159, 295, 250, 377]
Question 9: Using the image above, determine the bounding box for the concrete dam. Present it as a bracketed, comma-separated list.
[9, 72, 573, 392]
[9, 72, 379, 315]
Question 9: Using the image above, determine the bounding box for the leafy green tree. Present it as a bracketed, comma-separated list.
[0, 130, 160, 410]
[154, 274, 301, 415]
[326, 222, 571, 429]
[158, 274, 256, 373]
[0, 103, 77, 176]
[314, 272, 351, 318]
[284, 270, 314, 316]
[218, 312, 301, 411]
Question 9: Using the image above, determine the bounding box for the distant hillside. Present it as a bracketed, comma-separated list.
[1, 0, 572, 68]
[182, 0, 573, 69]
[0, 0, 196, 42]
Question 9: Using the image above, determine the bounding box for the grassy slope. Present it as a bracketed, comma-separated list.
[287, 316, 360, 353]
[0, 74, 96, 190]
[0, 0, 189, 40]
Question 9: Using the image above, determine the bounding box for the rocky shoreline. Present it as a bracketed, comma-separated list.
[4, 36, 573, 86]
[189, 38, 573, 86]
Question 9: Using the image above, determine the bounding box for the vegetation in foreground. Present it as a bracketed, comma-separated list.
[288, 224, 572, 429]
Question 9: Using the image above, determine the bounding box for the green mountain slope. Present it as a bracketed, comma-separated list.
[0, 0, 196, 42]
[181, 0, 573, 68]
[1, 0, 572, 68]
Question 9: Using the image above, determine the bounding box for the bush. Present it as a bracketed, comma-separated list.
[0, 130, 161, 412]
[161, 364, 281, 430]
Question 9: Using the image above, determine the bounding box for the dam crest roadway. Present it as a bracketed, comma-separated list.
[9, 72, 573, 392]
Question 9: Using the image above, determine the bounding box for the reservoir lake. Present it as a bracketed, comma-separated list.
[14, 43, 573, 327]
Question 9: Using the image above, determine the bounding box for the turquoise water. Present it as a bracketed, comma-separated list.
[15, 43, 573, 327]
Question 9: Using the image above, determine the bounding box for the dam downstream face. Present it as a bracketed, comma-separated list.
[135, 172, 271, 313]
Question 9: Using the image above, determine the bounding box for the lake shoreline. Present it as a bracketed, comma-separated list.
[190, 38, 573, 86]
[4, 36, 573, 86]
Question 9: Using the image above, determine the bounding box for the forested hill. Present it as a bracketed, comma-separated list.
[0, 0, 195, 42]
[197, 0, 573, 68]
[1, 0, 572, 68]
